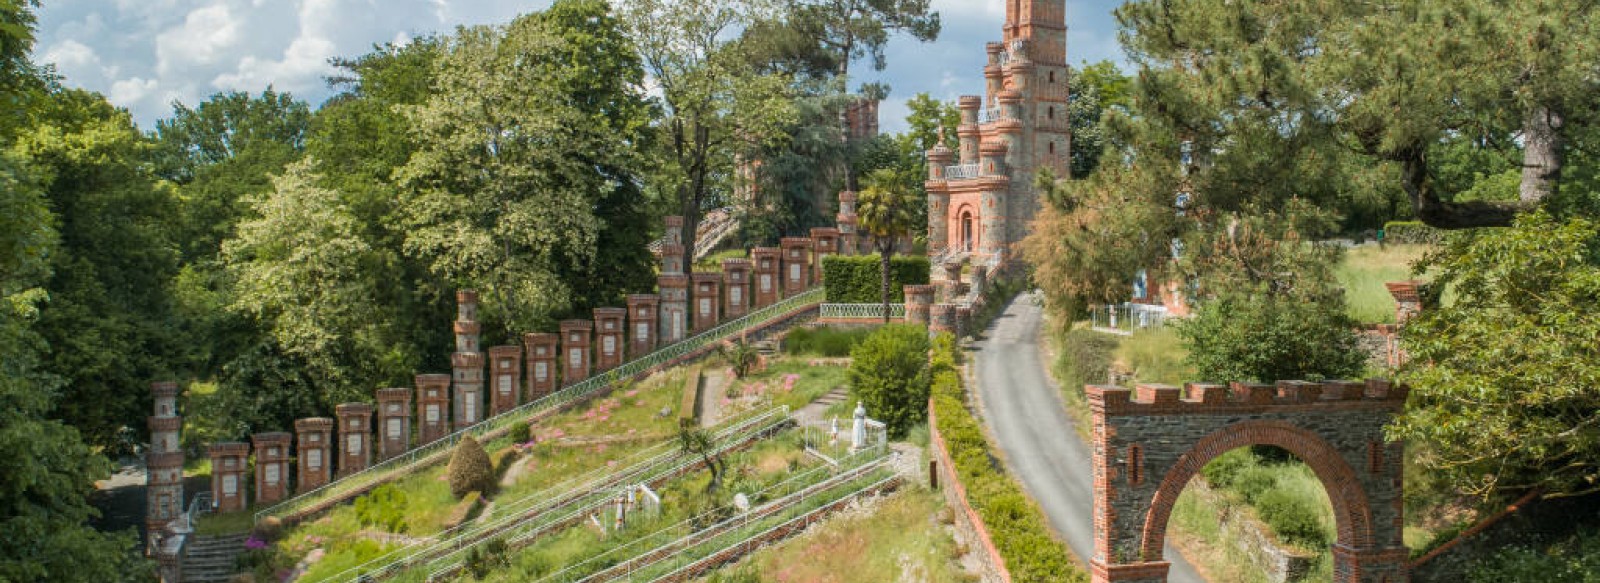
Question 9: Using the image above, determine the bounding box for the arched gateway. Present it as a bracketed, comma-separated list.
[1088, 380, 1409, 583]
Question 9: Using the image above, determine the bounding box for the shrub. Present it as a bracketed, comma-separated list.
[447, 435, 495, 499]
[506, 419, 531, 443]
[1382, 220, 1445, 245]
[848, 324, 931, 438]
[1175, 286, 1365, 383]
[821, 255, 931, 303]
[353, 484, 409, 533]
[783, 326, 872, 356]
[718, 339, 761, 378]
[1200, 449, 1252, 489]
[1254, 488, 1329, 549]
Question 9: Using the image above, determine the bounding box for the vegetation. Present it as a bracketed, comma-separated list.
[1334, 244, 1432, 324]
[820, 255, 931, 304]
[782, 326, 872, 357]
[856, 168, 924, 321]
[735, 487, 967, 583]
[847, 324, 931, 438]
[447, 435, 495, 499]
[1201, 449, 1337, 552]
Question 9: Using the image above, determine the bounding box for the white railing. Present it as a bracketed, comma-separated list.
[979, 108, 1016, 124]
[1090, 303, 1169, 334]
[819, 304, 906, 321]
[944, 163, 981, 180]
[255, 287, 826, 525]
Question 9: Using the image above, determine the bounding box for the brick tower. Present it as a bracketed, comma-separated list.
[927, 0, 1070, 267]
[658, 217, 689, 343]
[146, 382, 184, 554]
[452, 290, 484, 431]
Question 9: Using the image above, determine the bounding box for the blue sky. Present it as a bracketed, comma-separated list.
[32, 0, 1130, 133]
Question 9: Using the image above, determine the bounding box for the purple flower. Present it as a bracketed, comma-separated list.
[245, 536, 267, 550]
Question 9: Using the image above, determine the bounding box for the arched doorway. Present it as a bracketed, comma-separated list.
[960, 210, 975, 252]
[1087, 381, 1409, 583]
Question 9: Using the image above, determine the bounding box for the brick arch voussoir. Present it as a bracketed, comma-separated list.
[1138, 420, 1374, 561]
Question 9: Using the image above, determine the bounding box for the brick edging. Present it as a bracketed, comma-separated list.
[928, 401, 1013, 583]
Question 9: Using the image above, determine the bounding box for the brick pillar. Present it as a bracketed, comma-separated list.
[956, 306, 973, 338]
[374, 388, 411, 460]
[488, 346, 522, 416]
[926, 146, 954, 255]
[451, 352, 484, 430]
[146, 382, 184, 553]
[930, 304, 957, 335]
[593, 308, 627, 371]
[294, 418, 334, 493]
[335, 403, 373, 477]
[905, 285, 936, 325]
[810, 227, 840, 282]
[780, 237, 813, 295]
[523, 333, 559, 399]
[837, 190, 860, 256]
[1386, 280, 1423, 325]
[691, 272, 722, 333]
[454, 290, 481, 352]
[751, 247, 782, 307]
[415, 374, 451, 445]
[208, 442, 249, 513]
[721, 259, 750, 319]
[941, 260, 965, 302]
[658, 275, 689, 343]
[626, 295, 659, 357]
[661, 215, 685, 272]
[252, 432, 292, 504]
[561, 320, 593, 384]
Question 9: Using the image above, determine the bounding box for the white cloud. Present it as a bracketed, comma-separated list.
[155, 4, 241, 76]
[109, 77, 159, 104]
[42, 38, 100, 70]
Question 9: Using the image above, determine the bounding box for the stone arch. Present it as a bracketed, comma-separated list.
[1138, 420, 1373, 561]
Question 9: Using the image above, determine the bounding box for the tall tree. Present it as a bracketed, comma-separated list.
[783, 0, 940, 81]
[623, 0, 798, 267]
[856, 167, 920, 321]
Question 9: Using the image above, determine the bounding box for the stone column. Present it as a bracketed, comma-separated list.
[957, 96, 981, 165]
[335, 403, 373, 477]
[1386, 281, 1424, 325]
[523, 333, 559, 400]
[208, 443, 249, 513]
[930, 304, 957, 335]
[451, 352, 484, 431]
[837, 191, 860, 256]
[375, 388, 411, 460]
[415, 374, 451, 445]
[145, 382, 184, 553]
[780, 237, 813, 295]
[593, 308, 627, 371]
[657, 275, 689, 343]
[488, 345, 522, 416]
[691, 272, 722, 333]
[561, 320, 593, 384]
[904, 285, 936, 326]
[751, 247, 781, 308]
[810, 227, 840, 282]
[926, 145, 954, 255]
[252, 433, 292, 505]
[625, 296, 659, 357]
[454, 290, 481, 353]
[979, 141, 1011, 260]
[294, 418, 334, 493]
[721, 259, 751, 319]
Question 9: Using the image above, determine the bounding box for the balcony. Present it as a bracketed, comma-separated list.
[979, 108, 1017, 124]
[944, 163, 982, 180]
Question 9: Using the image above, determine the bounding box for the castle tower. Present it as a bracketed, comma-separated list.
[452, 291, 484, 431]
[145, 382, 184, 554]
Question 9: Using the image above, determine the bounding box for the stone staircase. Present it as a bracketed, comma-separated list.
[182, 533, 248, 583]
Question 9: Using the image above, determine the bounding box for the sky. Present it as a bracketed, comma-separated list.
[32, 0, 1131, 134]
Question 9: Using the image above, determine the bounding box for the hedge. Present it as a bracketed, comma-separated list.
[1382, 221, 1445, 245]
[928, 333, 1087, 583]
[822, 255, 931, 303]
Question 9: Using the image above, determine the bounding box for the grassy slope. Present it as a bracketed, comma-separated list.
[1334, 244, 1430, 324]
[734, 487, 969, 583]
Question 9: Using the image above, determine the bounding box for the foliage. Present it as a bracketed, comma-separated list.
[447, 435, 495, 499]
[353, 484, 410, 534]
[1065, 60, 1129, 178]
[857, 167, 922, 320]
[783, 326, 872, 357]
[929, 333, 1086, 582]
[778, 0, 939, 79]
[465, 537, 511, 580]
[1200, 449, 1336, 552]
[1393, 211, 1600, 500]
[820, 255, 929, 303]
[847, 324, 930, 438]
[678, 425, 728, 495]
[1381, 221, 1446, 246]
[718, 339, 761, 378]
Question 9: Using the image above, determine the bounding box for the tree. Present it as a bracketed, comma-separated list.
[900, 93, 958, 154]
[678, 425, 727, 495]
[1113, 0, 1599, 229]
[847, 324, 930, 438]
[446, 435, 494, 499]
[623, 0, 798, 269]
[782, 0, 939, 81]
[856, 167, 920, 322]
[1066, 61, 1129, 178]
[1393, 211, 1600, 501]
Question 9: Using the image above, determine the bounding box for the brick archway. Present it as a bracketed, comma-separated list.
[1087, 381, 1410, 583]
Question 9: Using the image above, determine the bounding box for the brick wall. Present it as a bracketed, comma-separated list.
[928, 403, 1012, 583]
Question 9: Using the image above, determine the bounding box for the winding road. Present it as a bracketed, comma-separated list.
[969, 292, 1204, 582]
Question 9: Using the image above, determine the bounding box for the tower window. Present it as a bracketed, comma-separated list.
[1048, 142, 1055, 154]
[1049, 71, 1056, 83]
[1048, 107, 1055, 120]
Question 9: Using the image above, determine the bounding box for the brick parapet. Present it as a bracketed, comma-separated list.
[415, 373, 452, 445]
[335, 403, 374, 478]
[561, 320, 594, 384]
[208, 442, 250, 513]
[624, 298, 658, 358]
[374, 388, 411, 461]
[1086, 380, 1407, 417]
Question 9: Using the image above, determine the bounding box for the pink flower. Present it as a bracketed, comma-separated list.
[625, 389, 640, 398]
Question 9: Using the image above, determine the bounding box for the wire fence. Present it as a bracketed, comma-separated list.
[255, 288, 825, 525]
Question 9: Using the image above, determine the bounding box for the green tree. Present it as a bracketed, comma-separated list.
[901, 92, 958, 153]
[1393, 211, 1600, 500]
[678, 425, 728, 495]
[847, 323, 930, 438]
[856, 167, 920, 321]
[1065, 60, 1128, 178]
[783, 0, 939, 81]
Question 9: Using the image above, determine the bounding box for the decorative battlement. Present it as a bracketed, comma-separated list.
[1087, 380, 1408, 416]
[148, 415, 182, 432]
[151, 381, 180, 399]
[451, 351, 484, 369]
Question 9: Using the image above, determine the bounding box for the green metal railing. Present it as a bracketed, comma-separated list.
[254, 288, 825, 525]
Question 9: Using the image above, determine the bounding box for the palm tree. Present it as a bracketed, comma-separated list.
[856, 168, 921, 323]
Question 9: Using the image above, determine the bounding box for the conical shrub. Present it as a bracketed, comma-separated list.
[447, 435, 494, 499]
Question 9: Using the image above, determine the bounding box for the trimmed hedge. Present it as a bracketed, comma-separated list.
[928, 333, 1087, 583]
[822, 255, 931, 303]
[1382, 221, 1445, 245]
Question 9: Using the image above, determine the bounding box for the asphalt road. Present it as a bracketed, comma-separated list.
[969, 292, 1204, 582]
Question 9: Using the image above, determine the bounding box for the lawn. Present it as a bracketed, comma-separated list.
[728, 487, 968, 583]
[1334, 243, 1431, 324]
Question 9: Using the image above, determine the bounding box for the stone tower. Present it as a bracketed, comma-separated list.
[658, 217, 689, 343]
[146, 381, 184, 554]
[927, 0, 1070, 266]
[452, 290, 484, 431]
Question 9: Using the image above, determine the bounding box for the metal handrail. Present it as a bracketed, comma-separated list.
[255, 287, 825, 525]
[819, 304, 906, 321]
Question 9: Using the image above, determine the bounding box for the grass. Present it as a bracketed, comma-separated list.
[194, 507, 257, 536]
[782, 326, 873, 357]
[696, 248, 749, 271]
[1334, 243, 1431, 324]
[732, 487, 970, 583]
[1112, 326, 1193, 386]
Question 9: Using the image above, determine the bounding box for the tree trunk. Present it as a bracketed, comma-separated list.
[1520, 103, 1565, 204]
[1398, 146, 1525, 229]
[880, 244, 892, 323]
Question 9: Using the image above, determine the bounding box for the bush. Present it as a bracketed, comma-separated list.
[1254, 488, 1329, 549]
[1175, 287, 1365, 383]
[353, 484, 409, 533]
[447, 435, 495, 499]
[821, 255, 931, 303]
[848, 324, 932, 438]
[506, 419, 531, 443]
[1382, 220, 1445, 245]
[783, 326, 872, 356]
